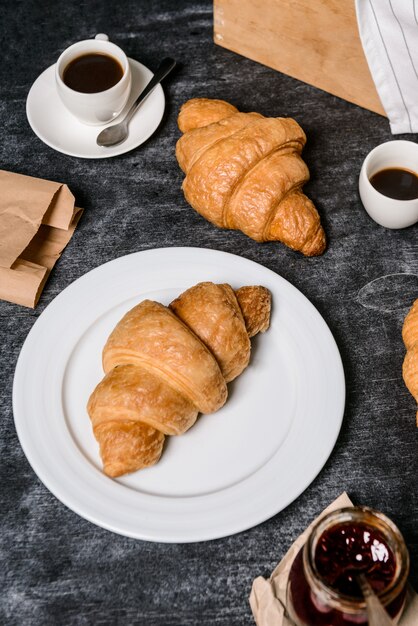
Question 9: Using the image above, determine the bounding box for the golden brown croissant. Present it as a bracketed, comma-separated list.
[87, 282, 271, 477]
[176, 98, 326, 256]
[402, 298, 418, 426]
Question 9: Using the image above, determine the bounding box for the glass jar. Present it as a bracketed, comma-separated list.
[286, 506, 409, 626]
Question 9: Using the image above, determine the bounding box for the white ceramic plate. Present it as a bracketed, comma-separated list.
[13, 248, 345, 542]
[26, 58, 165, 158]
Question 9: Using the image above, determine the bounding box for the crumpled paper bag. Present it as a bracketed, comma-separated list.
[0, 169, 82, 307]
[250, 492, 418, 625]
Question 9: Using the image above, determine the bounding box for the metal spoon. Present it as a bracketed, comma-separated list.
[97, 57, 176, 147]
[357, 574, 394, 626]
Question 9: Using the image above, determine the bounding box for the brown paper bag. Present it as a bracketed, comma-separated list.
[249, 493, 418, 625]
[0, 170, 83, 307]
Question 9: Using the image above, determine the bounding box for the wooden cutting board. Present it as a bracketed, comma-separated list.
[213, 0, 385, 116]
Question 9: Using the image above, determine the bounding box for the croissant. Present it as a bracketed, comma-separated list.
[87, 282, 271, 477]
[176, 98, 326, 256]
[402, 298, 418, 426]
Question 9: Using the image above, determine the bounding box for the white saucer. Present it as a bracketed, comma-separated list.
[26, 58, 165, 159]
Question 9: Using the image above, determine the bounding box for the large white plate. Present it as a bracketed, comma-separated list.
[26, 58, 165, 158]
[13, 248, 345, 542]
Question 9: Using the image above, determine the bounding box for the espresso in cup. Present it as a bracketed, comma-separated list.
[369, 167, 418, 201]
[63, 53, 124, 93]
[55, 34, 132, 125]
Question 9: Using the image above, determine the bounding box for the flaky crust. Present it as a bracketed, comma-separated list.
[93, 421, 165, 478]
[402, 298, 418, 426]
[176, 98, 326, 256]
[235, 286, 271, 338]
[88, 365, 198, 435]
[177, 98, 238, 133]
[176, 111, 263, 174]
[88, 282, 272, 477]
[402, 298, 418, 351]
[87, 365, 198, 477]
[103, 300, 227, 414]
[170, 282, 251, 382]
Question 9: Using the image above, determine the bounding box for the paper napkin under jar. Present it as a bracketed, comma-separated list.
[355, 0, 418, 134]
[0, 169, 82, 308]
[250, 492, 418, 626]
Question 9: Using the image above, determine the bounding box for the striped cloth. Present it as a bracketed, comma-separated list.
[356, 0, 418, 134]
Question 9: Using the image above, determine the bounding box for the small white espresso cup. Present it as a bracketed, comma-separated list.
[359, 140, 418, 229]
[55, 34, 131, 126]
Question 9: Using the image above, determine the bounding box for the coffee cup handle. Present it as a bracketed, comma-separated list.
[95, 33, 109, 41]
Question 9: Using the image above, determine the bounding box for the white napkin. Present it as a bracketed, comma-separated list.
[355, 0, 418, 134]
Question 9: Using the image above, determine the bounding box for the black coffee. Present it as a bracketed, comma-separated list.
[369, 167, 418, 201]
[63, 53, 123, 93]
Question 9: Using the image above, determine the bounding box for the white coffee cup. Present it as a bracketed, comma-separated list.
[55, 34, 131, 126]
[359, 140, 418, 229]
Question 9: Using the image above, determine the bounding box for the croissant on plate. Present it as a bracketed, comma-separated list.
[176, 98, 326, 256]
[87, 282, 272, 477]
[402, 298, 418, 426]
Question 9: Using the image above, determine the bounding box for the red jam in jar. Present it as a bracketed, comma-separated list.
[315, 521, 396, 598]
[287, 507, 409, 626]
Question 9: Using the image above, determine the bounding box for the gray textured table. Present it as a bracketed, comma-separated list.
[1, 1, 417, 624]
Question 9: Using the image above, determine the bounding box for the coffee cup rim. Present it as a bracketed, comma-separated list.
[55, 39, 130, 97]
